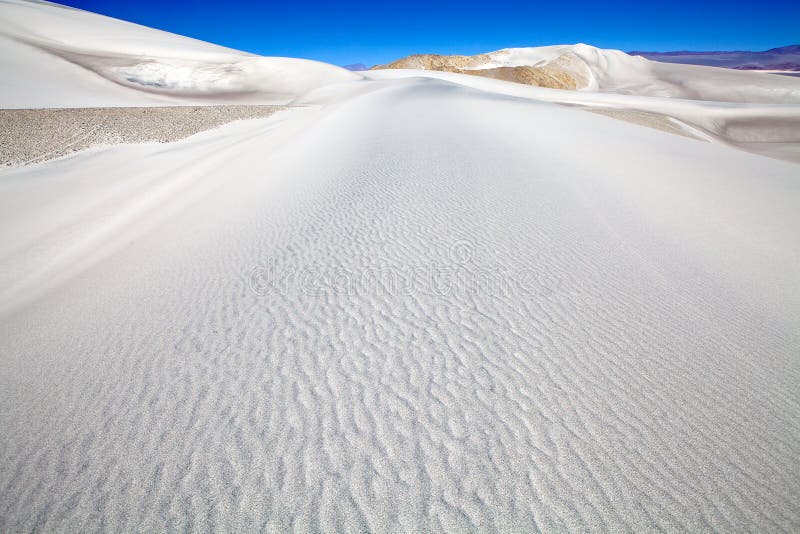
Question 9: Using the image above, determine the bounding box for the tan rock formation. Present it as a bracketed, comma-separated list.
[371, 52, 586, 90]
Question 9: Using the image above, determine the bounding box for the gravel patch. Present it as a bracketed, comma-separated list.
[582, 108, 704, 139]
[0, 105, 286, 167]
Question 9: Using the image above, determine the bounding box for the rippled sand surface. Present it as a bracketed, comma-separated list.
[1, 81, 799, 531]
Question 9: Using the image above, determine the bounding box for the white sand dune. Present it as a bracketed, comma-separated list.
[376, 44, 800, 103]
[479, 44, 800, 102]
[1, 1, 800, 532]
[362, 69, 800, 162]
[0, 0, 360, 108]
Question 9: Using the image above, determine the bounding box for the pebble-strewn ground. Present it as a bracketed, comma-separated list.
[0, 106, 286, 166]
[583, 108, 701, 138]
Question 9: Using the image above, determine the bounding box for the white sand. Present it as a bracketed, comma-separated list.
[0, 0, 361, 108]
[473, 44, 800, 103]
[362, 69, 800, 162]
[2, 77, 800, 533]
[1, 1, 800, 532]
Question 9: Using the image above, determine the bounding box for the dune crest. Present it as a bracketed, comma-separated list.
[0, 0, 361, 107]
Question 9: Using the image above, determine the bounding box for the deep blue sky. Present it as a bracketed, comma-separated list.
[58, 0, 800, 66]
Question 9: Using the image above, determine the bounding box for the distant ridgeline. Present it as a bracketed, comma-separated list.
[628, 45, 800, 71]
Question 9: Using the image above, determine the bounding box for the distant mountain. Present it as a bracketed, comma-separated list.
[764, 45, 800, 54]
[628, 45, 800, 71]
[342, 63, 368, 71]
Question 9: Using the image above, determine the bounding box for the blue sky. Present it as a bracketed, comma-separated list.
[59, 0, 800, 66]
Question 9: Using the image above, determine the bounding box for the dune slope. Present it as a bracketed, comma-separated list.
[0, 0, 361, 107]
[1, 79, 799, 531]
[364, 68, 800, 162]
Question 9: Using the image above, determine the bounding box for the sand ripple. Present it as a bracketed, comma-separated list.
[1, 81, 798, 532]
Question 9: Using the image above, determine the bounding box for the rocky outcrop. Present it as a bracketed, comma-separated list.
[371, 52, 586, 90]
